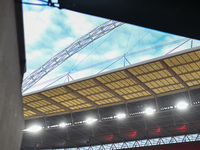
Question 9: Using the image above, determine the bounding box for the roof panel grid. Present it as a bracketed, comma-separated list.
[23, 94, 41, 104]
[23, 110, 36, 117]
[67, 80, 95, 91]
[95, 97, 121, 105]
[124, 91, 151, 100]
[114, 85, 145, 95]
[128, 62, 163, 76]
[96, 71, 128, 84]
[36, 104, 60, 112]
[22, 47, 200, 119]
[60, 99, 92, 109]
[153, 84, 184, 94]
[51, 93, 77, 103]
[76, 86, 103, 96]
[41, 87, 67, 97]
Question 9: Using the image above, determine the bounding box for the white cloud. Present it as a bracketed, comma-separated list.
[65, 10, 106, 37]
[65, 11, 93, 36]
[26, 50, 43, 61]
[139, 55, 154, 62]
[53, 37, 75, 51]
[105, 51, 120, 59]
[23, 4, 200, 94]
[23, 11, 46, 45]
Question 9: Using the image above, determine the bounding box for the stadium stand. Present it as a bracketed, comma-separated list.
[118, 142, 200, 150]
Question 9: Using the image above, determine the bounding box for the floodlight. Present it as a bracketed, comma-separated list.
[86, 118, 98, 124]
[116, 113, 126, 119]
[24, 125, 42, 132]
[59, 122, 66, 128]
[145, 108, 154, 115]
[177, 102, 188, 110]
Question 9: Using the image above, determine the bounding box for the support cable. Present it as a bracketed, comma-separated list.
[98, 31, 150, 74]
[33, 38, 189, 89]
[22, 20, 124, 92]
[165, 38, 191, 55]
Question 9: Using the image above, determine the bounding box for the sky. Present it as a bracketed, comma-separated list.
[22, 1, 200, 94]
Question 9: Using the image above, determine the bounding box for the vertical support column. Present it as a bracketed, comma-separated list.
[117, 120, 120, 133]
[155, 97, 159, 112]
[91, 125, 94, 137]
[44, 116, 47, 128]
[67, 128, 69, 140]
[98, 109, 101, 122]
[125, 102, 129, 117]
[123, 55, 125, 67]
[188, 90, 192, 106]
[0, 0, 25, 149]
[172, 111, 176, 126]
[143, 116, 148, 139]
[71, 113, 74, 125]
[33, 144, 37, 150]
[191, 39, 193, 48]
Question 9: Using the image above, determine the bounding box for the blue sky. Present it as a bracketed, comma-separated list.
[22, 1, 200, 93]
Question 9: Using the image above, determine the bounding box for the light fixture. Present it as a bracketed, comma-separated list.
[177, 102, 188, 110]
[116, 113, 126, 119]
[85, 118, 98, 124]
[145, 108, 154, 115]
[59, 122, 66, 128]
[24, 125, 42, 132]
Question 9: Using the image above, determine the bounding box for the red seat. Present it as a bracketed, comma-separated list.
[170, 143, 196, 150]
[146, 145, 170, 150]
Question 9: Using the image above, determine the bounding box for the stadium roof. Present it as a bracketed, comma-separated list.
[23, 46, 200, 120]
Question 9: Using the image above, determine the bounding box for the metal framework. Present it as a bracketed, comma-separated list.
[22, 46, 200, 120]
[21, 133, 200, 150]
[21, 87, 200, 149]
[62, 133, 200, 150]
[22, 20, 124, 92]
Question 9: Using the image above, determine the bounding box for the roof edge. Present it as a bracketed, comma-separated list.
[23, 46, 200, 96]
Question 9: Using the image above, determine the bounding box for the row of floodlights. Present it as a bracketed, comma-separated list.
[23, 101, 188, 133]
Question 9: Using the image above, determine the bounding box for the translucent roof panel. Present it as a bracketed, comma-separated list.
[23, 46, 200, 119]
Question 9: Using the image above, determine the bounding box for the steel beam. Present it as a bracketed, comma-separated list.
[124, 70, 156, 96]
[37, 93, 72, 112]
[64, 86, 99, 108]
[23, 104, 44, 116]
[22, 20, 124, 92]
[159, 60, 189, 89]
[92, 78, 127, 103]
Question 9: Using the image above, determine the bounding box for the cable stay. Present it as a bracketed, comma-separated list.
[22, 20, 124, 92]
[165, 38, 191, 55]
[30, 37, 189, 90]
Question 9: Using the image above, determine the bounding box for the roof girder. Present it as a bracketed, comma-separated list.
[37, 93, 72, 112]
[92, 78, 127, 103]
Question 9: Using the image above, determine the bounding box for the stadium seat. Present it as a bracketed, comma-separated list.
[170, 142, 196, 150]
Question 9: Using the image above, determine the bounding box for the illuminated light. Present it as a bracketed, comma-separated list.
[116, 113, 126, 119]
[150, 127, 161, 135]
[104, 134, 113, 141]
[177, 102, 188, 110]
[155, 127, 161, 133]
[176, 123, 187, 132]
[50, 124, 59, 128]
[145, 108, 154, 115]
[85, 118, 98, 124]
[59, 122, 66, 128]
[129, 131, 137, 138]
[24, 125, 42, 132]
